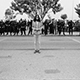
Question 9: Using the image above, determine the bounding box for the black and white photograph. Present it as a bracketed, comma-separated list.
[0, 0, 80, 80]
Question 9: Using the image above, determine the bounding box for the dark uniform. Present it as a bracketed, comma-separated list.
[28, 20, 33, 35]
[49, 20, 54, 34]
[9, 21, 14, 35]
[0, 20, 5, 35]
[43, 20, 49, 35]
[5, 20, 10, 35]
[57, 20, 62, 35]
[20, 19, 26, 35]
[61, 20, 65, 35]
[68, 20, 73, 35]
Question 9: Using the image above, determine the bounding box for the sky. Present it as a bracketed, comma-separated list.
[0, 0, 80, 20]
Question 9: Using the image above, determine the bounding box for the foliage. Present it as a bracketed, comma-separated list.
[5, 8, 19, 20]
[7, 0, 63, 19]
[75, 4, 80, 18]
[61, 14, 67, 20]
[5, 8, 14, 20]
[75, 20, 80, 30]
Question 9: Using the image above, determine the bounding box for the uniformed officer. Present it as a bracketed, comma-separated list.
[28, 20, 33, 35]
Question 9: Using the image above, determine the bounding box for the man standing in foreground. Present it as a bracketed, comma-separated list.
[33, 13, 42, 53]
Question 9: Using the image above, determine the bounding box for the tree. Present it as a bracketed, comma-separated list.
[5, 8, 19, 20]
[75, 4, 80, 18]
[8, 0, 63, 20]
[61, 14, 67, 20]
[5, 8, 13, 20]
[75, 3, 80, 35]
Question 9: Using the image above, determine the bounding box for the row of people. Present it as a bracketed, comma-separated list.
[0, 19, 27, 35]
[43, 19, 74, 35]
[0, 19, 76, 36]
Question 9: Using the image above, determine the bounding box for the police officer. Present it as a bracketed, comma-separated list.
[43, 19, 49, 35]
[68, 20, 73, 35]
[28, 20, 33, 35]
[19, 19, 26, 35]
[57, 20, 62, 35]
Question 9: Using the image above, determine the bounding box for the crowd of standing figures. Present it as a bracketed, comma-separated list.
[0, 18, 79, 36]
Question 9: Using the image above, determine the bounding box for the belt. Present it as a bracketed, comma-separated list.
[34, 29, 40, 31]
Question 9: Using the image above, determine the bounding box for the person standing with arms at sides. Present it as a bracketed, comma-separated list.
[33, 13, 42, 54]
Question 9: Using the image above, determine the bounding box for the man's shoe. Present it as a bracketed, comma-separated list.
[34, 50, 40, 54]
[34, 50, 37, 54]
[37, 50, 40, 53]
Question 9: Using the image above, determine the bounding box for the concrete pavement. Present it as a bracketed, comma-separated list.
[0, 36, 80, 80]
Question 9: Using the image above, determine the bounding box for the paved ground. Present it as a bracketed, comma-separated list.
[0, 35, 80, 80]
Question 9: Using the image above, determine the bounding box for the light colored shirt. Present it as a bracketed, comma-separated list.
[32, 21, 43, 34]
